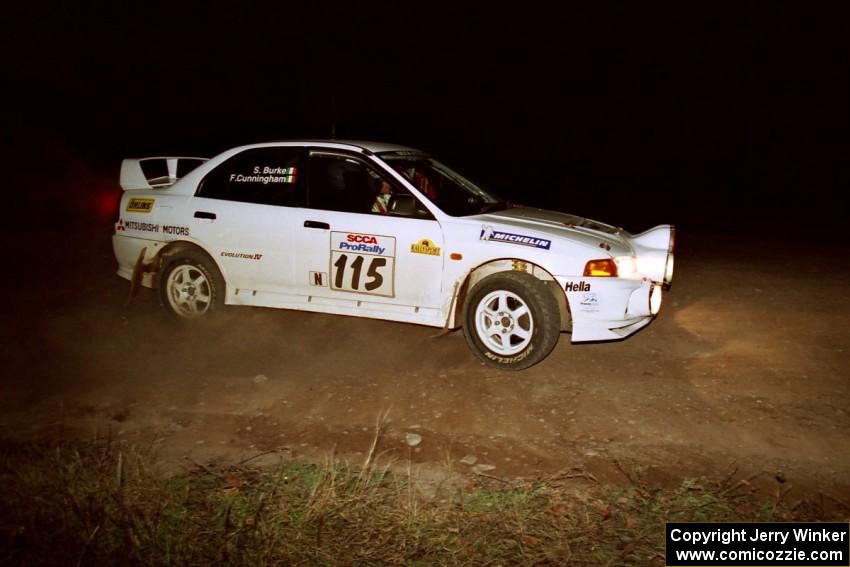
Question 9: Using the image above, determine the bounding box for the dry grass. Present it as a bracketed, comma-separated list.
[0, 436, 842, 566]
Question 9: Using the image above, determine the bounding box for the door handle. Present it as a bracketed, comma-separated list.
[304, 220, 330, 230]
[194, 211, 216, 220]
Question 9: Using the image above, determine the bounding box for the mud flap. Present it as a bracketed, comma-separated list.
[430, 281, 461, 339]
[127, 247, 155, 304]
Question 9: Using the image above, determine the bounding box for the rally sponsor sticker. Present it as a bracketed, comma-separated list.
[221, 251, 263, 260]
[122, 220, 159, 233]
[480, 225, 551, 250]
[330, 232, 396, 297]
[116, 218, 191, 237]
[579, 292, 599, 312]
[331, 232, 396, 256]
[162, 225, 190, 236]
[565, 281, 592, 292]
[126, 198, 155, 213]
[410, 238, 441, 256]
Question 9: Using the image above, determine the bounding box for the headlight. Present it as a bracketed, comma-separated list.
[650, 284, 663, 315]
[663, 226, 675, 289]
[614, 256, 638, 277]
[583, 259, 618, 277]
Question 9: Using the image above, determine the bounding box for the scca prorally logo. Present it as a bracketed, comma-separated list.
[410, 238, 441, 256]
[338, 233, 386, 255]
[480, 226, 551, 250]
[347, 234, 377, 244]
[126, 198, 155, 213]
[330, 232, 396, 257]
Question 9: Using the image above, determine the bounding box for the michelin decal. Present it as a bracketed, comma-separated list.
[480, 226, 551, 250]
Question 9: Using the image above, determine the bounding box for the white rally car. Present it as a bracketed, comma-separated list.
[113, 141, 674, 370]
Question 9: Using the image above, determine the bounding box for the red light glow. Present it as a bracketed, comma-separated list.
[95, 190, 121, 217]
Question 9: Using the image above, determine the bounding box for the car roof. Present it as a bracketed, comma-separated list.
[233, 139, 423, 155]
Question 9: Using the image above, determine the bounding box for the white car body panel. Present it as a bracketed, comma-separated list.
[113, 140, 674, 343]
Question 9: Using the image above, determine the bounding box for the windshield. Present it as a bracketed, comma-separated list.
[377, 151, 508, 216]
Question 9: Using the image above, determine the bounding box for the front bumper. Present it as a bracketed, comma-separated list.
[555, 276, 662, 342]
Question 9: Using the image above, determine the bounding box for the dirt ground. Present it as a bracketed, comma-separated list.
[2, 221, 848, 503]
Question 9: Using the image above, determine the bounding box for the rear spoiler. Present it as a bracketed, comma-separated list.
[119, 156, 208, 191]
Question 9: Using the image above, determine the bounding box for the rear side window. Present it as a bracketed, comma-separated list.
[197, 148, 305, 207]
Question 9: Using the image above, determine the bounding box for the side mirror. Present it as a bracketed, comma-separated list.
[388, 194, 417, 216]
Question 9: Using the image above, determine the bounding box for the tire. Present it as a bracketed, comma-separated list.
[462, 271, 561, 370]
[158, 250, 224, 319]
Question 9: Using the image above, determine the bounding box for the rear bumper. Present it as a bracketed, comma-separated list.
[113, 233, 161, 287]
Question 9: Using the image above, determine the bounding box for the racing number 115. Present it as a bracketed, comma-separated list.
[332, 253, 389, 294]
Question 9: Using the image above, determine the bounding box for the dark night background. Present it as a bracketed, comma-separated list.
[4, 7, 850, 559]
[2, 2, 847, 235]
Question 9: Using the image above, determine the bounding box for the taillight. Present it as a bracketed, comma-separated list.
[583, 259, 618, 277]
[96, 190, 121, 217]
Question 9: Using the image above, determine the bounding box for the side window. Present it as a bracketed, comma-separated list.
[307, 153, 429, 217]
[307, 154, 382, 213]
[197, 148, 305, 207]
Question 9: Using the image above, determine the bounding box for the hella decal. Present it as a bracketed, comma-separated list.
[480, 226, 551, 250]
[410, 238, 441, 256]
[126, 198, 155, 213]
[565, 281, 592, 292]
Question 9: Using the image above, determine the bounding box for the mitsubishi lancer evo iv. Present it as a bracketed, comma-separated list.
[113, 140, 675, 370]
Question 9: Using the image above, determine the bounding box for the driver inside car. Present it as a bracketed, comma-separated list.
[371, 180, 393, 214]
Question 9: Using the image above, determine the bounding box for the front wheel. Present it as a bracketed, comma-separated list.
[462, 271, 561, 370]
[158, 251, 224, 319]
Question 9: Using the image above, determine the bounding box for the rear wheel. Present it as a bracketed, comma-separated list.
[158, 251, 224, 319]
[462, 271, 561, 370]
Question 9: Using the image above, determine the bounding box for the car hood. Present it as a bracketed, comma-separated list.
[469, 206, 633, 255]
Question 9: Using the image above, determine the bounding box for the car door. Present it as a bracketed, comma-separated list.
[188, 146, 305, 298]
[294, 150, 444, 317]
